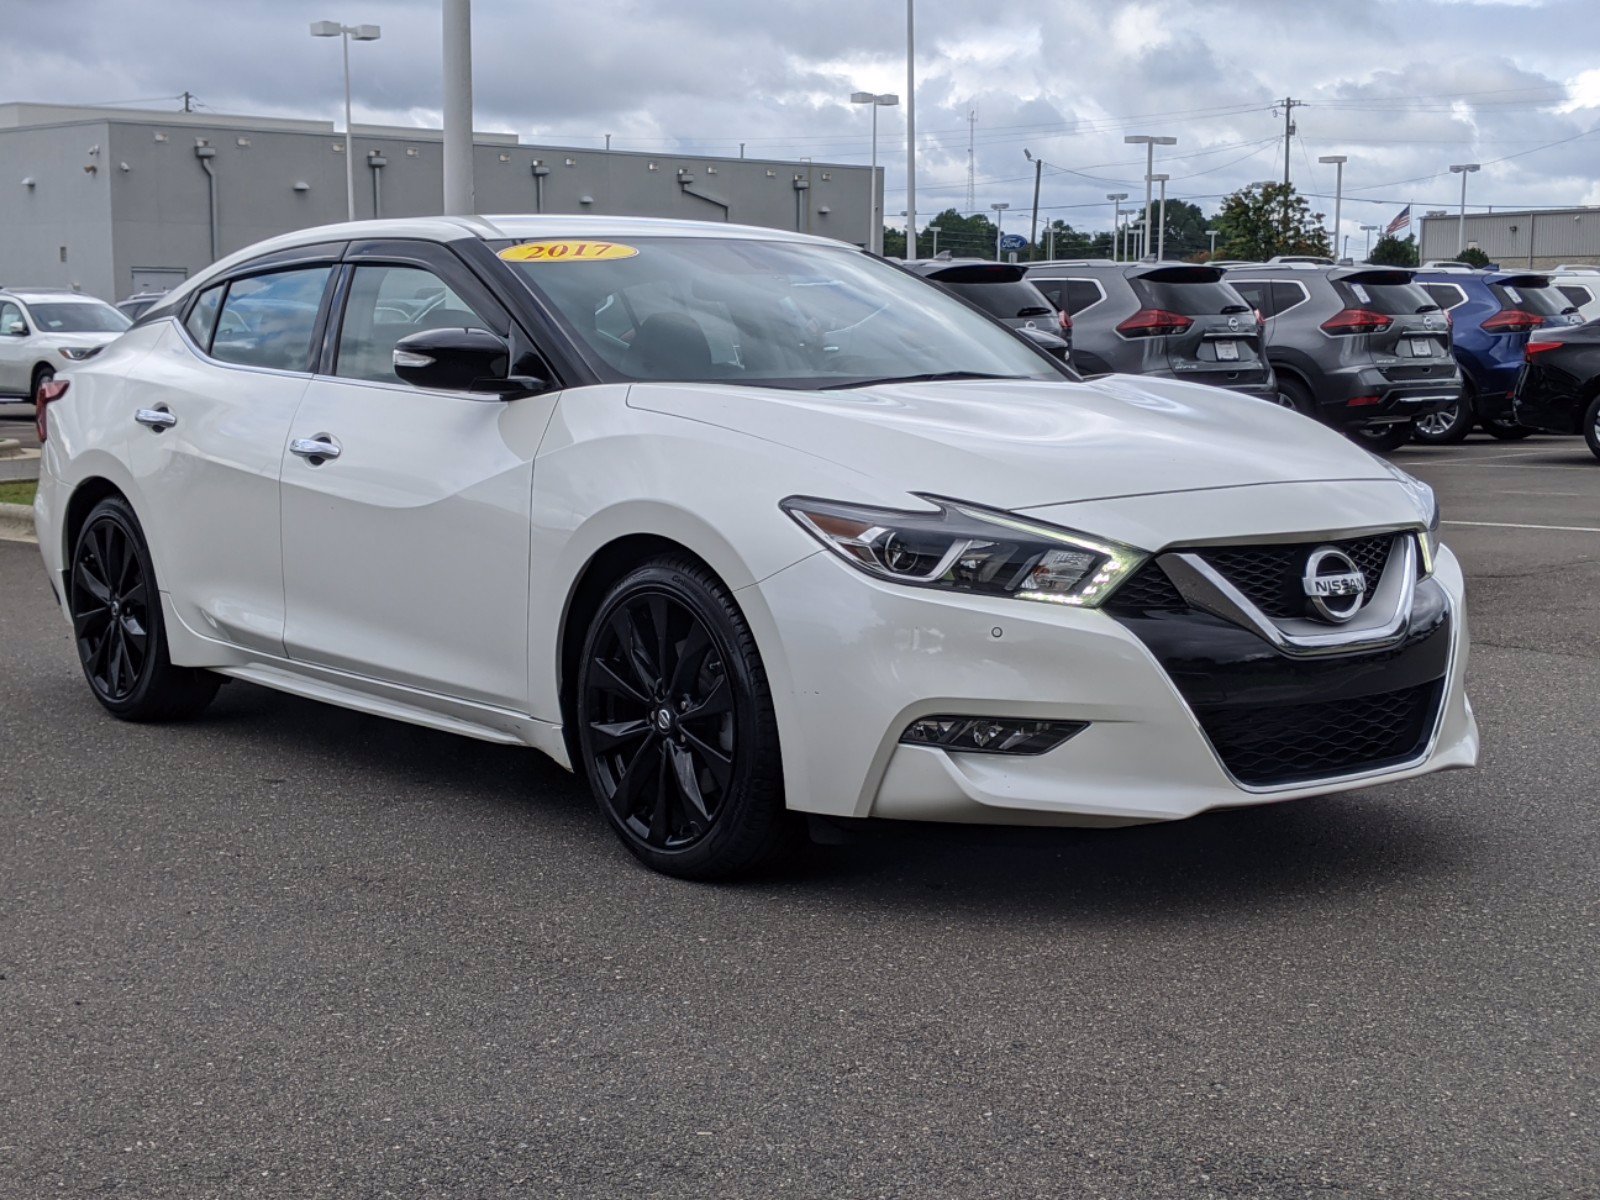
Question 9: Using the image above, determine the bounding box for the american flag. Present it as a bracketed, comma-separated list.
[1385, 205, 1411, 237]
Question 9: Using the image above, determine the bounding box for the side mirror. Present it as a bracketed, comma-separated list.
[1, 323, 27, 337]
[392, 327, 547, 398]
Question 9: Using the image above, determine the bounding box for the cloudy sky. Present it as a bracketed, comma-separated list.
[5, 0, 1600, 250]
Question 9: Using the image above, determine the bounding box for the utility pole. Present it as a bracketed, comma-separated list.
[1025, 149, 1042, 260]
[1278, 97, 1302, 243]
[441, 0, 475, 216]
[965, 106, 977, 213]
[181, 90, 195, 113]
[904, 0, 916, 259]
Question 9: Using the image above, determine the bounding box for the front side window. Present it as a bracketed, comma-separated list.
[501, 236, 1058, 390]
[0, 302, 25, 336]
[335, 265, 492, 384]
[210, 267, 332, 371]
[26, 301, 131, 334]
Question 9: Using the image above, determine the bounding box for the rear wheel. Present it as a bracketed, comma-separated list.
[1352, 422, 1413, 453]
[1274, 376, 1317, 417]
[68, 497, 220, 721]
[1584, 395, 1600, 462]
[1412, 391, 1474, 444]
[576, 556, 797, 879]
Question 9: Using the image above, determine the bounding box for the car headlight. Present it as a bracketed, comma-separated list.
[780, 494, 1146, 607]
[57, 346, 102, 362]
[1377, 460, 1440, 575]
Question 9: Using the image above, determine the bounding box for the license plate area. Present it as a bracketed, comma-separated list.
[1409, 338, 1435, 357]
[1215, 340, 1240, 361]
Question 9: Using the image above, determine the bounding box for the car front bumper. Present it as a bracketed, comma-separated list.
[750, 542, 1475, 827]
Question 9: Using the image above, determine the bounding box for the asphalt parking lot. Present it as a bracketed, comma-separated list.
[3, 430, 1598, 1199]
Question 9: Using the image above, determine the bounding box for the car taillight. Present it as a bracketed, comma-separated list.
[1320, 308, 1392, 335]
[1057, 308, 1072, 333]
[36, 378, 69, 444]
[1482, 309, 1545, 334]
[1116, 308, 1192, 337]
[1525, 340, 1563, 358]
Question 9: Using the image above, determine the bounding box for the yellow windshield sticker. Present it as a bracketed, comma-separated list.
[498, 240, 639, 263]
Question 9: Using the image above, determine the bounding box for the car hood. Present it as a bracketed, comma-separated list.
[626, 374, 1393, 510]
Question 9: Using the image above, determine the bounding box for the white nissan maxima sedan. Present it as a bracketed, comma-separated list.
[32, 216, 1477, 878]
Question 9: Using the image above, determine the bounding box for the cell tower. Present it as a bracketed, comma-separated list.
[965, 106, 977, 213]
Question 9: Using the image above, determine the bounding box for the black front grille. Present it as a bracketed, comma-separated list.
[1106, 561, 1188, 612]
[1201, 535, 1396, 619]
[1193, 680, 1441, 787]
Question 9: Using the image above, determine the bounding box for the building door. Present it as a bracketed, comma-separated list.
[128, 267, 188, 298]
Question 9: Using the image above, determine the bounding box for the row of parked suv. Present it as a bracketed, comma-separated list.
[904, 254, 1591, 454]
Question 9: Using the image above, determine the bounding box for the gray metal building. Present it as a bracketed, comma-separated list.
[1418, 205, 1600, 269]
[0, 102, 876, 302]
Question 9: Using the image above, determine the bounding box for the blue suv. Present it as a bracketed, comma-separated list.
[1412, 267, 1582, 442]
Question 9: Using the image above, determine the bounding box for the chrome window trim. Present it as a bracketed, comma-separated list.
[1258, 278, 1311, 319]
[1031, 276, 1106, 319]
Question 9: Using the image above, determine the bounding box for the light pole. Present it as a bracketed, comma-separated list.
[1125, 134, 1176, 264]
[1147, 173, 1170, 260]
[1450, 163, 1480, 255]
[1024, 149, 1044, 260]
[441, 0, 474, 215]
[1206, 227, 1219, 256]
[904, 0, 916, 258]
[1319, 155, 1347, 257]
[1361, 223, 1379, 260]
[851, 91, 899, 253]
[991, 202, 1010, 259]
[1107, 192, 1127, 261]
[310, 19, 382, 221]
[927, 225, 941, 256]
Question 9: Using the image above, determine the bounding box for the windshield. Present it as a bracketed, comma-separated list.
[500, 236, 1060, 389]
[1491, 282, 1574, 317]
[28, 301, 132, 334]
[1337, 280, 1439, 315]
[1133, 277, 1251, 315]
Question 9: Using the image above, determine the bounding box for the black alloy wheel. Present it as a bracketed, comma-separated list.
[577, 557, 793, 879]
[1584, 394, 1600, 461]
[68, 497, 219, 720]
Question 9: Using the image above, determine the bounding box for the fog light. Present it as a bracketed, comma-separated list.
[900, 715, 1087, 756]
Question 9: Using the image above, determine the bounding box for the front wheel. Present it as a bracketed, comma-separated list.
[69, 497, 220, 721]
[576, 556, 797, 879]
[32, 365, 54, 402]
[1351, 422, 1414, 453]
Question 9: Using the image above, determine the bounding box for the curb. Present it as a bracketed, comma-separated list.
[0, 501, 37, 544]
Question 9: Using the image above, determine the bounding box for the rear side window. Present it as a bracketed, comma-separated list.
[1421, 283, 1467, 311]
[210, 267, 332, 372]
[183, 284, 224, 351]
[1493, 283, 1575, 317]
[944, 280, 1053, 320]
[1336, 280, 1437, 314]
[1230, 280, 1272, 316]
[1558, 284, 1594, 308]
[1133, 277, 1250, 315]
[1272, 281, 1310, 315]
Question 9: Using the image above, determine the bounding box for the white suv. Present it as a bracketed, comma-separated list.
[31, 216, 1477, 878]
[0, 288, 131, 405]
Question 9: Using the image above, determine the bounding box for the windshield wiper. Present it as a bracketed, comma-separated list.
[835, 371, 1029, 389]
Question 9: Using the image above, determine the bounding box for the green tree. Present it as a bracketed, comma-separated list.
[883, 208, 1001, 260]
[1367, 234, 1419, 267]
[1456, 245, 1491, 268]
[1213, 183, 1331, 262]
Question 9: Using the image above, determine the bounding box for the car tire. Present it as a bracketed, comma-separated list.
[32, 365, 54, 402]
[1412, 392, 1474, 444]
[1482, 414, 1533, 441]
[1351, 422, 1414, 454]
[69, 496, 221, 722]
[576, 555, 798, 880]
[1274, 375, 1317, 418]
[1584, 394, 1600, 462]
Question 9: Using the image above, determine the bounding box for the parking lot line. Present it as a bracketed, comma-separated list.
[1443, 519, 1600, 533]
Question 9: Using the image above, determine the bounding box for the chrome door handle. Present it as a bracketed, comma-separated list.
[289, 436, 341, 462]
[134, 407, 177, 430]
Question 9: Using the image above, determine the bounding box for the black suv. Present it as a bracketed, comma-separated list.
[903, 259, 1071, 361]
[1023, 261, 1276, 401]
[1225, 265, 1461, 452]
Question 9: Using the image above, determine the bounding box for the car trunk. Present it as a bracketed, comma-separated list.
[1128, 266, 1272, 391]
[1330, 270, 1449, 376]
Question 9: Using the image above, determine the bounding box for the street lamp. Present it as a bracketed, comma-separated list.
[1125, 134, 1176, 265]
[1449, 163, 1480, 255]
[1318, 155, 1347, 257]
[1107, 192, 1127, 261]
[851, 91, 899, 254]
[1147, 173, 1170, 260]
[927, 225, 942, 256]
[1360, 223, 1379, 260]
[311, 19, 382, 222]
[1206, 227, 1219, 256]
[991, 201, 1010, 259]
